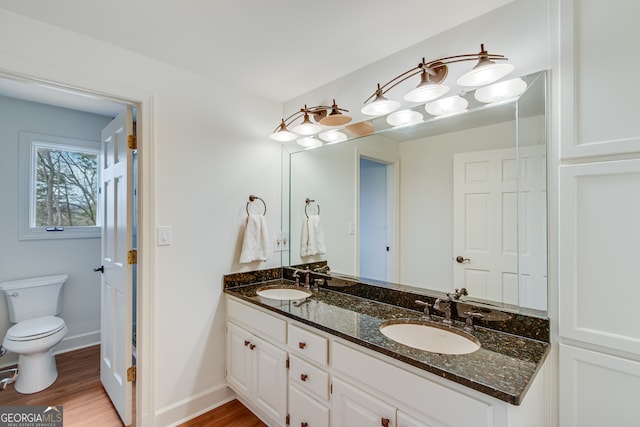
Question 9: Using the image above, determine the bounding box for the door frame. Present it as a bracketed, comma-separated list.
[0, 69, 156, 426]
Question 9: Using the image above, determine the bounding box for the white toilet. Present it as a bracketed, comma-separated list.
[0, 274, 68, 394]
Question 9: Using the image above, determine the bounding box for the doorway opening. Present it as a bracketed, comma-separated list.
[0, 75, 140, 426]
[359, 157, 397, 282]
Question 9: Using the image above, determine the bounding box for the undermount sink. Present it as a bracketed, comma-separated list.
[256, 287, 312, 300]
[380, 320, 481, 355]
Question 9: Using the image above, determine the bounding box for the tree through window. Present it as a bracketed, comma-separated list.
[19, 132, 101, 240]
[34, 145, 99, 227]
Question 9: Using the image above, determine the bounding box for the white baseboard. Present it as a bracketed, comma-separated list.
[156, 383, 236, 427]
[0, 330, 100, 368]
[55, 330, 101, 354]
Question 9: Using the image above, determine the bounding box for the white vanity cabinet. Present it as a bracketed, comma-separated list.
[226, 322, 288, 425]
[225, 295, 545, 427]
[226, 298, 288, 426]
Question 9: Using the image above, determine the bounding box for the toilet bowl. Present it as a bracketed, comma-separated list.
[0, 274, 68, 394]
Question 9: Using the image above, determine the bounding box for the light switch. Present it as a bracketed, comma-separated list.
[348, 223, 356, 235]
[157, 226, 172, 246]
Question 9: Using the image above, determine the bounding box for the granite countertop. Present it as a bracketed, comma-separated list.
[224, 280, 550, 405]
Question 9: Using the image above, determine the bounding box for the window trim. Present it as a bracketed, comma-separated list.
[19, 131, 102, 240]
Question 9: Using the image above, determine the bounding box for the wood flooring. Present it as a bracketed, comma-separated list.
[0, 345, 263, 426]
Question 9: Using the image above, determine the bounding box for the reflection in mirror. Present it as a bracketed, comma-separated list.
[284, 71, 547, 314]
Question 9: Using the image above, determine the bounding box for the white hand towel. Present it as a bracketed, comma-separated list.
[240, 214, 270, 263]
[301, 214, 326, 256]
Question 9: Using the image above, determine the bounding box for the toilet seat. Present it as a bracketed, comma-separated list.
[6, 316, 66, 342]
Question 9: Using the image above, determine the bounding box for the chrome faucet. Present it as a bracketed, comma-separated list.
[292, 269, 311, 288]
[433, 295, 453, 325]
[313, 265, 331, 274]
[415, 300, 433, 320]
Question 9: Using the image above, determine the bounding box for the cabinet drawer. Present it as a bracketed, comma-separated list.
[227, 297, 286, 344]
[289, 355, 329, 401]
[289, 385, 329, 427]
[287, 323, 328, 367]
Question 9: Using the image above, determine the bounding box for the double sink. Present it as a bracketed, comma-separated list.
[256, 285, 480, 355]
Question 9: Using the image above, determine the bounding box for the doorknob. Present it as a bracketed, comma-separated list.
[93, 266, 104, 273]
[455, 256, 470, 264]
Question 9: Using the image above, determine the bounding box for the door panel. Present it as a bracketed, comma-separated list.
[100, 108, 134, 426]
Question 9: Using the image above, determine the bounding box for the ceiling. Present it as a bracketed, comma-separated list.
[0, 0, 512, 113]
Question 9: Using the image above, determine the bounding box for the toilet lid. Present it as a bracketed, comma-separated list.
[6, 316, 66, 341]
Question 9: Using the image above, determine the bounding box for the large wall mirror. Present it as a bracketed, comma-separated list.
[282, 71, 547, 315]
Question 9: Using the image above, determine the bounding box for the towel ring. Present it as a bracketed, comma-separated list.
[305, 198, 320, 218]
[246, 195, 267, 216]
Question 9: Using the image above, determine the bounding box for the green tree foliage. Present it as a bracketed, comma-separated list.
[35, 147, 98, 227]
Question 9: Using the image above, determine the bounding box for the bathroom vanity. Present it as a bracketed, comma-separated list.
[224, 270, 549, 427]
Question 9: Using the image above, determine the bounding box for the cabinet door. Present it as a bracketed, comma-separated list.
[253, 335, 288, 426]
[559, 344, 640, 427]
[226, 322, 252, 396]
[290, 385, 329, 427]
[397, 411, 433, 427]
[332, 378, 396, 427]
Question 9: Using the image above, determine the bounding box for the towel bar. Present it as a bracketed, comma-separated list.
[246, 195, 267, 216]
[305, 198, 320, 218]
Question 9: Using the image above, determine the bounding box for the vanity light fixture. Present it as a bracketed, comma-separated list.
[386, 109, 424, 127]
[318, 129, 348, 144]
[361, 44, 512, 116]
[270, 100, 352, 142]
[425, 95, 469, 117]
[297, 136, 323, 149]
[474, 77, 527, 104]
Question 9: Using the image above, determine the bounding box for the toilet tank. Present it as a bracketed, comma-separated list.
[0, 274, 68, 323]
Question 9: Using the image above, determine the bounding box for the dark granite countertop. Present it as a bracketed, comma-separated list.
[224, 280, 550, 405]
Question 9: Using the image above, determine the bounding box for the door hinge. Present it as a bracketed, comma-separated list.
[128, 134, 137, 150]
[286, 357, 290, 369]
[128, 250, 138, 265]
[330, 382, 333, 394]
[285, 414, 290, 425]
[127, 366, 137, 382]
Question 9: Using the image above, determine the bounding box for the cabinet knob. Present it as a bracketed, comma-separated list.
[301, 423, 308, 427]
[300, 373, 308, 382]
[249, 343, 256, 350]
[244, 340, 250, 347]
[381, 418, 390, 427]
[298, 342, 306, 349]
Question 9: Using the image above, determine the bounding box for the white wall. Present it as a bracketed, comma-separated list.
[0, 95, 113, 366]
[0, 8, 282, 426]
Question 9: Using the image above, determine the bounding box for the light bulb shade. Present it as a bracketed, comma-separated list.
[270, 129, 297, 142]
[386, 109, 424, 127]
[297, 136, 322, 149]
[318, 130, 348, 144]
[425, 95, 468, 116]
[345, 121, 375, 137]
[292, 119, 322, 135]
[404, 83, 449, 103]
[361, 93, 401, 116]
[474, 77, 527, 103]
[457, 61, 514, 87]
[319, 112, 352, 127]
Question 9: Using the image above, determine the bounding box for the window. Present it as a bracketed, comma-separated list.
[19, 132, 101, 240]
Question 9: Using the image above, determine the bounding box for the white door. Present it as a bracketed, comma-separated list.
[100, 108, 134, 425]
[226, 322, 252, 396]
[453, 148, 519, 305]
